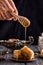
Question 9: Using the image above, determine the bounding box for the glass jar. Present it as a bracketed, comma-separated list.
[38, 33, 43, 51]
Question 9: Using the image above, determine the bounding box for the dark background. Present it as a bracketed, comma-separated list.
[0, 0, 43, 44]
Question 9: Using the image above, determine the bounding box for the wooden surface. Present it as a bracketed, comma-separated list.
[0, 44, 43, 65]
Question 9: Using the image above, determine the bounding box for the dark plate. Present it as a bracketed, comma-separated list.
[10, 57, 37, 63]
[0, 41, 25, 50]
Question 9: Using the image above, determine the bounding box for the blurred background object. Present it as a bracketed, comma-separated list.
[38, 33, 43, 51]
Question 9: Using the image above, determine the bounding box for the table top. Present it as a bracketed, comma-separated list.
[0, 44, 43, 65]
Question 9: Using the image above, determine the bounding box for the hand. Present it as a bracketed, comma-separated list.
[0, 0, 18, 21]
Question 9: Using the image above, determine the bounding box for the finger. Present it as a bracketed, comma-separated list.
[0, 13, 3, 20]
[5, 0, 18, 15]
[0, 7, 6, 20]
[0, 10, 13, 20]
[7, 0, 18, 16]
[0, 12, 5, 20]
[7, 17, 13, 20]
[5, 11, 13, 20]
[13, 16, 17, 21]
[7, 0, 18, 15]
[7, 0, 16, 10]
[0, 6, 11, 20]
[4, 0, 14, 11]
[0, 5, 13, 20]
[0, 0, 9, 11]
[0, 0, 14, 11]
[11, 10, 18, 21]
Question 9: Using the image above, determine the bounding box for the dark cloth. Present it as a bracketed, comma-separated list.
[0, 0, 43, 44]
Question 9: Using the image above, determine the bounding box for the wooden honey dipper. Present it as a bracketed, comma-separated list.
[11, 12, 30, 28]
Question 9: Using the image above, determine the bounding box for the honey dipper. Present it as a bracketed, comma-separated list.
[11, 12, 30, 28]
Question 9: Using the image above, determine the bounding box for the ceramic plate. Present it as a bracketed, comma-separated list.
[10, 57, 37, 63]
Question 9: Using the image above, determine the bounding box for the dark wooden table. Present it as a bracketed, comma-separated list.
[0, 44, 43, 65]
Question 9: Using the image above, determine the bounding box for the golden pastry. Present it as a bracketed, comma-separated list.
[13, 50, 22, 59]
[21, 46, 34, 60]
[40, 49, 43, 55]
